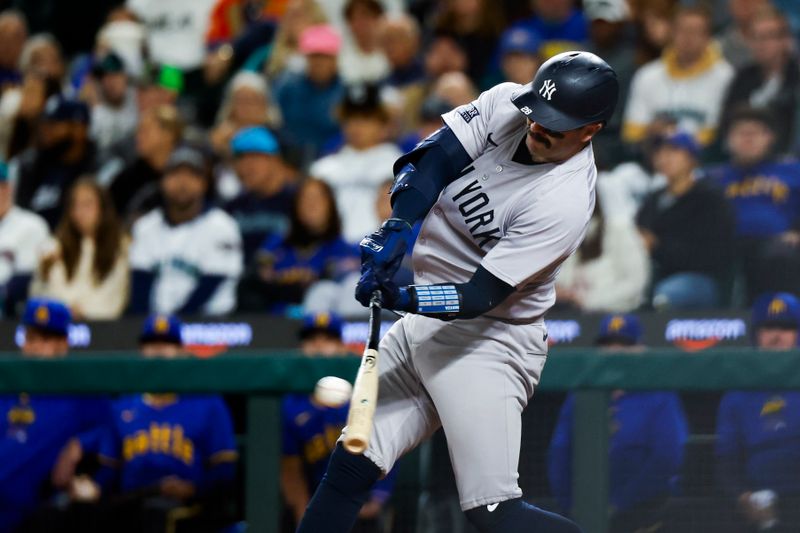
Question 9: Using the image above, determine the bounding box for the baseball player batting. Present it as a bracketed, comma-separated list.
[297, 51, 619, 533]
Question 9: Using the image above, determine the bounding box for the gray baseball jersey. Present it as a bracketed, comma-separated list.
[414, 82, 597, 322]
[345, 82, 597, 512]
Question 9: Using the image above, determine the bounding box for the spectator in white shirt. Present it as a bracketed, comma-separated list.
[125, 0, 216, 72]
[129, 145, 243, 316]
[88, 52, 138, 159]
[310, 84, 401, 243]
[31, 179, 129, 320]
[556, 197, 649, 313]
[338, 0, 390, 84]
[0, 160, 49, 317]
[623, 6, 734, 149]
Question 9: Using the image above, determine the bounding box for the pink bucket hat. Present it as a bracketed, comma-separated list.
[298, 24, 342, 56]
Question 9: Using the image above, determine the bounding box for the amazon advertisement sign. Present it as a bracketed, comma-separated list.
[542, 311, 750, 350]
[0, 311, 754, 353]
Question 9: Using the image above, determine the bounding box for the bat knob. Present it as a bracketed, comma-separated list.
[343, 438, 368, 454]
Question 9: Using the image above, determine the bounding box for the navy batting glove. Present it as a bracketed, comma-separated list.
[355, 270, 413, 311]
[355, 269, 381, 307]
[359, 218, 413, 281]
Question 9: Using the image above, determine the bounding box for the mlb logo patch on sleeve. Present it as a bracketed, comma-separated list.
[458, 104, 480, 123]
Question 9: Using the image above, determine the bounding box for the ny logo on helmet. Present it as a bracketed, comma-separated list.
[539, 79, 557, 101]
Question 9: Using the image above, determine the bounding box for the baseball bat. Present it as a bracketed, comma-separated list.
[343, 291, 382, 454]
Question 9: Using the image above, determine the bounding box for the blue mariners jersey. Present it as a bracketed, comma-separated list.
[549, 392, 688, 512]
[707, 161, 800, 237]
[258, 234, 359, 311]
[282, 394, 349, 488]
[716, 391, 800, 495]
[281, 394, 397, 498]
[260, 234, 359, 283]
[100, 395, 237, 494]
[0, 395, 112, 532]
[281, 394, 397, 497]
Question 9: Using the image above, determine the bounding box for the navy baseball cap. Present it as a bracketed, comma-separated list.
[231, 126, 280, 157]
[656, 131, 700, 159]
[22, 298, 71, 337]
[92, 52, 126, 77]
[339, 83, 387, 120]
[42, 95, 90, 124]
[164, 145, 207, 175]
[140, 314, 183, 345]
[299, 312, 344, 340]
[596, 314, 642, 346]
[499, 27, 542, 57]
[752, 292, 800, 331]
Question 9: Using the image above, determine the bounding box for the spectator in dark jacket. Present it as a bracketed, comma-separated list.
[273, 24, 344, 167]
[636, 132, 735, 309]
[14, 95, 97, 229]
[102, 104, 184, 225]
[223, 126, 296, 264]
[717, 7, 799, 156]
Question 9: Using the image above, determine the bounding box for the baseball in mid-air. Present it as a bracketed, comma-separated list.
[313, 376, 353, 408]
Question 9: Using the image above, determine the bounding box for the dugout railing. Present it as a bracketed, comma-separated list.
[1, 348, 799, 533]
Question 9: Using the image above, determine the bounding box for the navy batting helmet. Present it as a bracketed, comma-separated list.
[511, 51, 619, 132]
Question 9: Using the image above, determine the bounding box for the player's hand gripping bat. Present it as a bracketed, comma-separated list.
[343, 291, 382, 454]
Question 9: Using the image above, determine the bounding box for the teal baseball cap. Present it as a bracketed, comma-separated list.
[230, 126, 280, 157]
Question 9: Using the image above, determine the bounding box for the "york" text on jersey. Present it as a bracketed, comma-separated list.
[451, 179, 501, 249]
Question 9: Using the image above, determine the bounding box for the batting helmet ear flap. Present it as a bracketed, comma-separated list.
[511, 51, 619, 132]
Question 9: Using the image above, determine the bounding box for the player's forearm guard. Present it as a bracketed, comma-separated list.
[398, 284, 462, 318]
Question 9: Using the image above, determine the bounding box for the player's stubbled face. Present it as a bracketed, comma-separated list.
[525, 119, 601, 163]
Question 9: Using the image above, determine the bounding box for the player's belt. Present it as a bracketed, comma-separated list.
[484, 314, 545, 326]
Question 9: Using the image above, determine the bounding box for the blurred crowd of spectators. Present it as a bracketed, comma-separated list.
[4, 1, 800, 531]
[1, 0, 800, 326]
